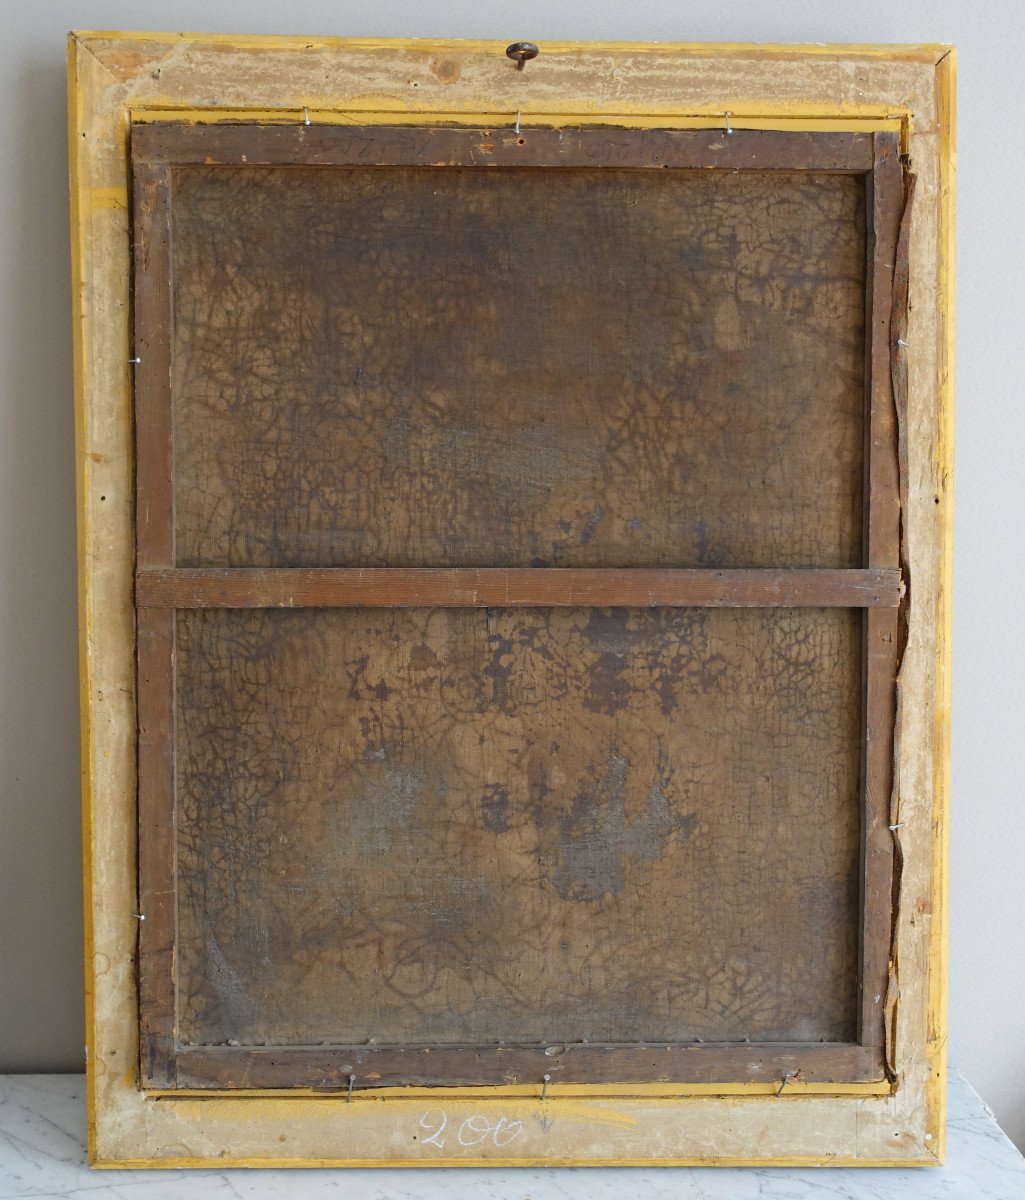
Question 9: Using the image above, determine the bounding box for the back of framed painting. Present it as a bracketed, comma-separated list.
[71, 33, 953, 1167]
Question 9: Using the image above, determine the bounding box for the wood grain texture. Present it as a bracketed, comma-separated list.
[136, 567, 902, 609]
[133, 124, 876, 170]
[865, 133, 903, 570]
[174, 1043, 885, 1090]
[132, 163, 173, 568]
[135, 608, 176, 1088]
[132, 160, 177, 1088]
[174, 606, 863, 1067]
[168, 158, 867, 570]
[856, 135, 904, 1052]
[860, 605, 898, 1052]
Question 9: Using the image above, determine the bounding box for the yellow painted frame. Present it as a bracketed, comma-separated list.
[70, 31, 954, 1167]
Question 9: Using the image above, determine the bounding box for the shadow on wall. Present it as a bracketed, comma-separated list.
[0, 51, 84, 1071]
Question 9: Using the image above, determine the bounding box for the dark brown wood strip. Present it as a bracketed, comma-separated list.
[880, 167, 917, 1079]
[136, 608, 177, 1088]
[132, 162, 174, 567]
[859, 607, 898, 1050]
[171, 1043, 886, 1090]
[136, 567, 902, 609]
[890, 169, 918, 583]
[131, 123, 875, 172]
[856, 133, 903, 1049]
[133, 158, 178, 1087]
[864, 132, 903, 569]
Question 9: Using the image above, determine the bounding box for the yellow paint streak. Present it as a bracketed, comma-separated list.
[144, 1080, 891, 1101]
[129, 103, 906, 137]
[925, 45, 956, 1168]
[89, 186, 128, 210]
[67, 31, 98, 1168]
[90, 1153, 942, 1170]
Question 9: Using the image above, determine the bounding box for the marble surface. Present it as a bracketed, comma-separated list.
[1, 1072, 1023, 1198]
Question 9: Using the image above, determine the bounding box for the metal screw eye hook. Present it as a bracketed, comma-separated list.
[541, 1073, 551, 1101]
[347, 1073, 356, 1101]
[506, 42, 540, 71]
[724, 111, 734, 135]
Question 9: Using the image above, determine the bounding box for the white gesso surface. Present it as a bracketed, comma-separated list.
[0, 0, 1020, 1155]
[1, 1072, 1024, 1197]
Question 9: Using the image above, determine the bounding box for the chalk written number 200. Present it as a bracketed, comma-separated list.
[417, 1110, 524, 1149]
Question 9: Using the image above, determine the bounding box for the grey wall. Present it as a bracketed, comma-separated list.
[2, 0, 1022, 1154]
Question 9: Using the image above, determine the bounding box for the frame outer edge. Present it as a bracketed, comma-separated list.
[69, 30, 955, 63]
[71, 34, 950, 1167]
[925, 44, 956, 1167]
[67, 30, 100, 1167]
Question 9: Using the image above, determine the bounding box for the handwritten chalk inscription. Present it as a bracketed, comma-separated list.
[417, 1110, 524, 1149]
